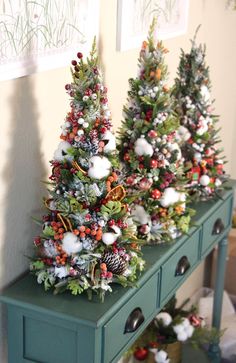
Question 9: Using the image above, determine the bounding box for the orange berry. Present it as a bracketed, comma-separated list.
[59, 233, 64, 240]
[100, 263, 107, 271]
[95, 235, 102, 241]
[53, 226, 58, 232]
[150, 71, 155, 78]
[61, 260, 66, 265]
[80, 232, 86, 238]
[112, 172, 118, 181]
[72, 126, 78, 134]
[60, 135, 67, 140]
[130, 243, 137, 249]
[91, 230, 97, 236]
[58, 228, 64, 234]
[54, 234, 60, 240]
[156, 68, 161, 80]
[69, 132, 75, 140]
[57, 245, 62, 251]
[108, 176, 114, 183]
[79, 226, 86, 232]
[73, 229, 80, 235]
[85, 228, 91, 234]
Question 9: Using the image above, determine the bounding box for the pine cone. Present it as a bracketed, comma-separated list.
[101, 252, 127, 275]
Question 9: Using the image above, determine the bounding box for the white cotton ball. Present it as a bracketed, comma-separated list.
[177, 126, 191, 142]
[78, 118, 85, 124]
[131, 205, 151, 225]
[185, 324, 194, 338]
[177, 331, 188, 342]
[156, 312, 173, 326]
[134, 138, 154, 156]
[155, 350, 169, 363]
[182, 318, 190, 328]
[168, 142, 182, 160]
[54, 266, 69, 279]
[102, 130, 116, 153]
[88, 156, 111, 179]
[200, 85, 211, 104]
[215, 178, 222, 187]
[110, 225, 121, 236]
[173, 323, 184, 335]
[62, 232, 83, 255]
[178, 193, 186, 203]
[53, 141, 73, 161]
[102, 225, 121, 246]
[200, 175, 210, 186]
[194, 152, 202, 162]
[196, 119, 208, 135]
[102, 233, 117, 245]
[160, 188, 180, 207]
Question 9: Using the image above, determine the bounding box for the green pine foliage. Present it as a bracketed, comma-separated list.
[118, 20, 194, 243]
[30, 40, 145, 301]
[173, 28, 228, 200]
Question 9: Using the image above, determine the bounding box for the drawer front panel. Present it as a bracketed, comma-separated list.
[160, 229, 200, 303]
[103, 272, 158, 363]
[23, 315, 77, 363]
[201, 197, 233, 255]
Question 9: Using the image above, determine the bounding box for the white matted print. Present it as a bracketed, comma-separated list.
[0, 0, 99, 81]
[117, 0, 189, 51]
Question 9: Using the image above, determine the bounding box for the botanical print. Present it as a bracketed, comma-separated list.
[0, 0, 99, 80]
[117, 0, 189, 51]
[132, 0, 181, 35]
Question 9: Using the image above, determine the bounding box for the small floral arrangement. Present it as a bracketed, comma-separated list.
[128, 297, 222, 362]
[30, 40, 145, 302]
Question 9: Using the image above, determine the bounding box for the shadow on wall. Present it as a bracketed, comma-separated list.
[0, 67, 47, 362]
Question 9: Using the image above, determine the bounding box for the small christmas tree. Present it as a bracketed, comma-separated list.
[118, 20, 193, 243]
[30, 40, 144, 301]
[173, 28, 227, 200]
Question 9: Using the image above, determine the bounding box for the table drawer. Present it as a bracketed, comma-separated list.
[201, 197, 233, 256]
[103, 272, 158, 363]
[160, 229, 200, 304]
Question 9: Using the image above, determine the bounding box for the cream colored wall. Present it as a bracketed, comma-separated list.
[0, 1, 235, 362]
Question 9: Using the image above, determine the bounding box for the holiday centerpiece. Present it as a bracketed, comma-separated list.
[173, 27, 228, 200]
[118, 20, 194, 242]
[30, 40, 145, 301]
[128, 296, 221, 363]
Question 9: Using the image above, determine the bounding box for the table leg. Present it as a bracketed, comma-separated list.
[208, 237, 228, 362]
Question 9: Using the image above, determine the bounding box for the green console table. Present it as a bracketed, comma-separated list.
[0, 182, 235, 363]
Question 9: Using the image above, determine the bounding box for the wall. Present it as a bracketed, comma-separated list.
[0, 1, 236, 361]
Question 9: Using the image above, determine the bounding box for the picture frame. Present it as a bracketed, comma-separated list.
[0, 0, 99, 81]
[117, 0, 189, 51]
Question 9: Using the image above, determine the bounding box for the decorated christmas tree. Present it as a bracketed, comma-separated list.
[30, 40, 144, 301]
[118, 20, 193, 243]
[173, 29, 227, 200]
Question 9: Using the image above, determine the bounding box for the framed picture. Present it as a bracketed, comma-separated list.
[117, 0, 189, 51]
[0, 0, 99, 81]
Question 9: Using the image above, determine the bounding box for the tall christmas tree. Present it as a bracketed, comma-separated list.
[173, 29, 227, 200]
[118, 21, 193, 243]
[30, 40, 144, 301]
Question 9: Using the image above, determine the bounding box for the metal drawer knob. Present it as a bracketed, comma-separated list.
[175, 256, 190, 276]
[212, 218, 225, 235]
[124, 307, 145, 334]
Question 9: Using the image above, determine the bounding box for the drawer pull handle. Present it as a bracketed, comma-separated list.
[175, 256, 190, 276]
[212, 218, 225, 235]
[124, 307, 144, 334]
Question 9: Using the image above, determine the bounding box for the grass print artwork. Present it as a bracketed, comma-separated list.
[0, 0, 99, 80]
